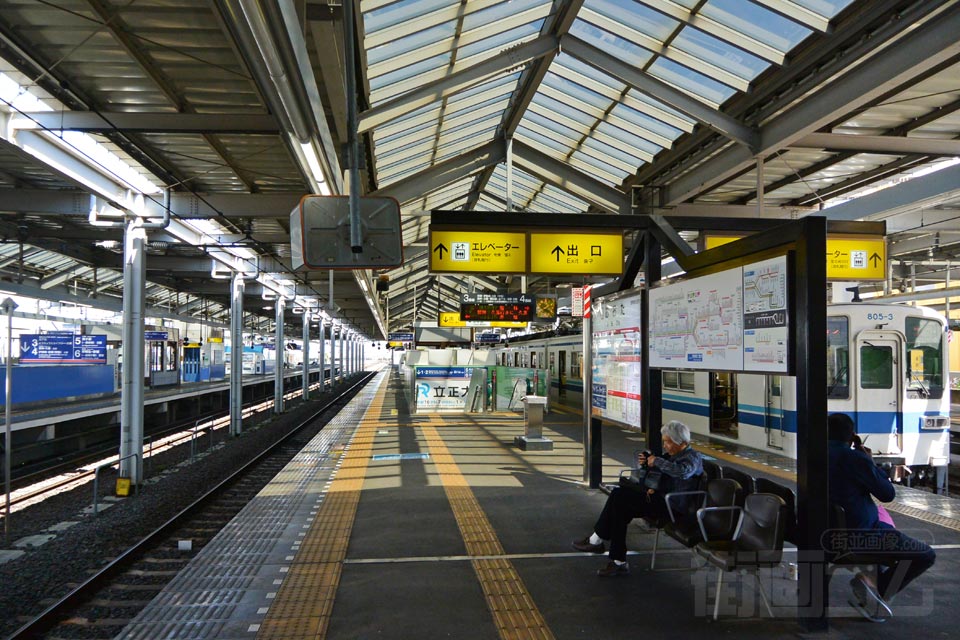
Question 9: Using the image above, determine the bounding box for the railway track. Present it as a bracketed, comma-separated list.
[8, 373, 374, 640]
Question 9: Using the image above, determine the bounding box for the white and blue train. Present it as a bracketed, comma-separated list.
[493, 303, 950, 487]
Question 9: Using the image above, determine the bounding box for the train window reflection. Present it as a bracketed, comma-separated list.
[905, 317, 944, 398]
[827, 316, 849, 398]
[860, 345, 893, 389]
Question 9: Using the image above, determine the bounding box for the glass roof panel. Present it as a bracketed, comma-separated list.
[610, 102, 683, 143]
[581, 136, 646, 169]
[553, 54, 627, 94]
[701, 0, 812, 53]
[595, 120, 663, 158]
[364, 0, 458, 33]
[671, 26, 769, 81]
[366, 23, 456, 67]
[588, 0, 678, 40]
[791, 0, 856, 17]
[525, 109, 586, 141]
[463, 0, 552, 30]
[569, 20, 655, 69]
[542, 71, 613, 112]
[515, 125, 575, 157]
[532, 92, 595, 128]
[647, 56, 736, 105]
[457, 21, 543, 60]
[369, 53, 451, 93]
[568, 150, 626, 184]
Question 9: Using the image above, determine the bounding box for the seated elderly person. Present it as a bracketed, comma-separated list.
[572, 420, 703, 576]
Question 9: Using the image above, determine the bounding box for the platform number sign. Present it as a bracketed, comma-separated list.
[20, 333, 107, 364]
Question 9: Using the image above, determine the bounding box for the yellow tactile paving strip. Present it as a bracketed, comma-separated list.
[421, 416, 555, 640]
[256, 381, 385, 640]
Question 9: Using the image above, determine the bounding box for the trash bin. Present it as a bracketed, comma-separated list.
[515, 395, 552, 451]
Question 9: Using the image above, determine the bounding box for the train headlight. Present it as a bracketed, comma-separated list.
[920, 416, 949, 430]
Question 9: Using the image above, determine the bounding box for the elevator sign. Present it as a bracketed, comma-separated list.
[429, 230, 526, 273]
[20, 334, 107, 364]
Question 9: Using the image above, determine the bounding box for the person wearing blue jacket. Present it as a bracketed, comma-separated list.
[572, 421, 703, 577]
[828, 412, 936, 621]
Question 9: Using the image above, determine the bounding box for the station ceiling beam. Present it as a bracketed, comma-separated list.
[512, 141, 630, 214]
[371, 138, 506, 205]
[792, 133, 960, 156]
[561, 35, 758, 152]
[14, 112, 280, 134]
[358, 35, 558, 134]
[663, 3, 960, 206]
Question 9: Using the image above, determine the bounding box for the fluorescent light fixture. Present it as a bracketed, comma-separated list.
[358, 278, 369, 293]
[300, 142, 332, 195]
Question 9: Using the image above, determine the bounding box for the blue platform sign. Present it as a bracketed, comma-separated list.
[388, 332, 414, 342]
[20, 334, 107, 364]
[144, 331, 169, 341]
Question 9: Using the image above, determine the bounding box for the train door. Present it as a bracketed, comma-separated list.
[855, 332, 903, 451]
[558, 349, 567, 399]
[710, 372, 738, 437]
[765, 375, 784, 449]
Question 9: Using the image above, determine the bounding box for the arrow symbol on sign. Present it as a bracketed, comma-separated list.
[551, 245, 565, 262]
[433, 243, 448, 260]
[869, 252, 882, 267]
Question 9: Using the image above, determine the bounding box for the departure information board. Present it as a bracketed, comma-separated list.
[460, 293, 534, 322]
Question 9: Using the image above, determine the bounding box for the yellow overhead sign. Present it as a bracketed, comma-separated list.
[704, 234, 886, 281]
[438, 312, 526, 328]
[429, 230, 526, 273]
[826, 237, 886, 280]
[529, 232, 623, 275]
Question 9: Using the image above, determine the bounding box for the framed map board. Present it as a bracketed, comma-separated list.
[590, 288, 643, 428]
[648, 255, 790, 374]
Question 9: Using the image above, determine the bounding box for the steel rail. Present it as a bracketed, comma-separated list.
[8, 371, 374, 639]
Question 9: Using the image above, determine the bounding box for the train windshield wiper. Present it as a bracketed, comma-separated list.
[827, 366, 847, 395]
[909, 372, 930, 397]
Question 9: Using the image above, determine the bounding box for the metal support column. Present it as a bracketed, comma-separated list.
[581, 289, 595, 486]
[318, 316, 326, 391]
[331, 321, 338, 388]
[120, 217, 146, 484]
[274, 298, 285, 414]
[339, 325, 347, 377]
[302, 312, 310, 401]
[229, 274, 244, 436]
[642, 233, 663, 457]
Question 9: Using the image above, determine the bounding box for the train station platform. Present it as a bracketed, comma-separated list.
[117, 369, 960, 639]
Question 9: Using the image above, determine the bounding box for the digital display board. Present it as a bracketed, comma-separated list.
[459, 293, 534, 322]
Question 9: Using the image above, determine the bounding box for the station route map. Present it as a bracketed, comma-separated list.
[648, 266, 744, 370]
[648, 256, 790, 373]
[743, 256, 788, 372]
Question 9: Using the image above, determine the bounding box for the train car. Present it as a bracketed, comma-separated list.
[493, 303, 950, 489]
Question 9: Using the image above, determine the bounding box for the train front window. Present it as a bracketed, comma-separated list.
[860, 345, 893, 389]
[905, 317, 944, 398]
[827, 316, 849, 398]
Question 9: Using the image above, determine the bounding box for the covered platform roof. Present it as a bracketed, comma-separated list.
[0, 0, 958, 337]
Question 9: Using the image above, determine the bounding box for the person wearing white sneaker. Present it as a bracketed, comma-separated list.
[572, 421, 703, 577]
[828, 413, 936, 621]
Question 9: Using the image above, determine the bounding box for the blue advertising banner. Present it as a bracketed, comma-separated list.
[20, 334, 107, 364]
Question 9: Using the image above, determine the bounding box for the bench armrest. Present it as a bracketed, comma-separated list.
[696, 505, 744, 542]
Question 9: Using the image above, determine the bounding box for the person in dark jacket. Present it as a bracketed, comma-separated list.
[828, 412, 935, 621]
[572, 420, 703, 576]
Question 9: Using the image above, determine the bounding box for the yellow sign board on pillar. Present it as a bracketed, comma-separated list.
[429, 230, 526, 273]
[529, 232, 623, 275]
[704, 234, 886, 281]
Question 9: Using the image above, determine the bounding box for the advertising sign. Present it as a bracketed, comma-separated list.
[20, 333, 108, 364]
[415, 366, 474, 411]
